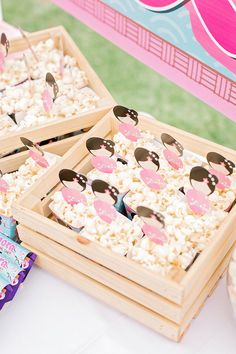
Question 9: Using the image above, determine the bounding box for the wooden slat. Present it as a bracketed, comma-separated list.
[18, 225, 234, 327]
[20, 242, 233, 342]
[22, 242, 181, 342]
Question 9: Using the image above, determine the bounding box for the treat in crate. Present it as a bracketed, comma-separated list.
[13, 108, 236, 341]
[0, 26, 114, 156]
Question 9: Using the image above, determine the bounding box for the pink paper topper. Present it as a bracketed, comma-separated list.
[0, 52, 5, 73]
[93, 199, 117, 224]
[140, 169, 165, 190]
[118, 123, 141, 142]
[28, 150, 49, 168]
[91, 179, 119, 224]
[42, 88, 53, 113]
[163, 149, 183, 170]
[62, 187, 87, 206]
[161, 133, 184, 170]
[142, 224, 167, 246]
[0, 178, 9, 193]
[91, 156, 117, 174]
[186, 189, 210, 215]
[206, 152, 235, 190]
[209, 168, 231, 190]
[136, 206, 167, 245]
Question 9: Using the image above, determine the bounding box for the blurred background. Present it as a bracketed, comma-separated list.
[2, 0, 236, 149]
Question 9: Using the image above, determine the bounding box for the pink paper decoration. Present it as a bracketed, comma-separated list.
[61, 187, 87, 206]
[209, 168, 231, 190]
[91, 156, 117, 174]
[118, 123, 141, 142]
[140, 169, 165, 190]
[28, 150, 49, 168]
[163, 149, 183, 170]
[0, 52, 5, 72]
[186, 189, 210, 215]
[93, 199, 117, 224]
[42, 88, 53, 113]
[0, 178, 9, 193]
[142, 224, 167, 246]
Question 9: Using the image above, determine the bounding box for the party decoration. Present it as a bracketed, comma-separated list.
[0, 33, 9, 72]
[161, 133, 184, 170]
[86, 137, 117, 173]
[186, 166, 218, 215]
[42, 72, 59, 113]
[113, 105, 141, 142]
[20, 137, 49, 168]
[134, 147, 165, 190]
[59, 169, 87, 206]
[136, 206, 167, 245]
[207, 152, 235, 190]
[91, 179, 119, 224]
[46, 72, 59, 101]
[0, 171, 9, 193]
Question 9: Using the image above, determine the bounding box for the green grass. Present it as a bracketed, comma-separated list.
[2, 0, 236, 149]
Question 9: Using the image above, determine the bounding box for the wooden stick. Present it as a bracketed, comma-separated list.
[18, 27, 39, 62]
[23, 53, 33, 95]
[59, 33, 64, 79]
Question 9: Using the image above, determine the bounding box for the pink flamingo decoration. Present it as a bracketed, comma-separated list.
[137, 0, 236, 59]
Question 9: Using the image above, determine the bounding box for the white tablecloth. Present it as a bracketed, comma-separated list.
[0, 266, 235, 354]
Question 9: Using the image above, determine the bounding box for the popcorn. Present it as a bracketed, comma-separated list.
[0, 39, 100, 136]
[50, 190, 142, 255]
[49, 128, 236, 277]
[0, 152, 59, 217]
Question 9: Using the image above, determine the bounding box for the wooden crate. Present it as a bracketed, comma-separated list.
[12, 110, 236, 338]
[20, 240, 233, 342]
[0, 26, 114, 156]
